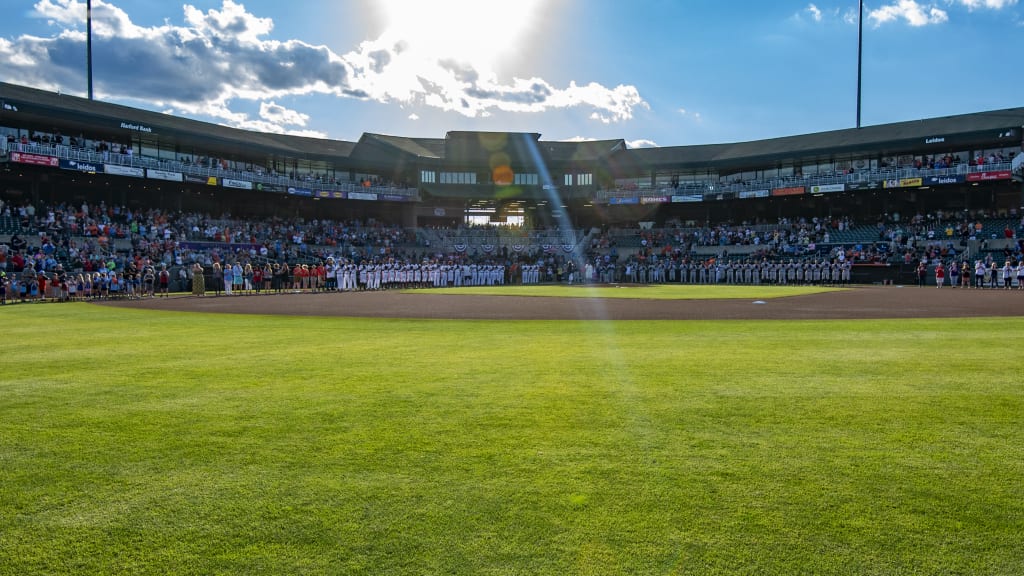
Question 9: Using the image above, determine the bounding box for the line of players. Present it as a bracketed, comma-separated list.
[322, 259, 508, 291]
[620, 259, 855, 286]
[315, 258, 854, 290]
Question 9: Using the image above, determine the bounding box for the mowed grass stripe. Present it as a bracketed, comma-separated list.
[1, 304, 1022, 575]
[409, 284, 844, 299]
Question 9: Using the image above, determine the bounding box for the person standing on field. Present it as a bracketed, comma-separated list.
[212, 262, 224, 296]
[222, 261, 234, 296]
[158, 265, 170, 297]
[192, 262, 205, 296]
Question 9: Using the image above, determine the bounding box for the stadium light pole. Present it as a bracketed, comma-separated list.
[87, 0, 94, 100]
[856, 0, 863, 129]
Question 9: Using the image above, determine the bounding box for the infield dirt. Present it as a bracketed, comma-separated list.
[99, 285, 1024, 320]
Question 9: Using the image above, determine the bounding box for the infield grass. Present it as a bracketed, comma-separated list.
[1, 304, 1022, 575]
[411, 284, 843, 299]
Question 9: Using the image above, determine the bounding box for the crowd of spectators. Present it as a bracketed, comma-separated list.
[4, 194, 1024, 302]
[4, 130, 414, 193]
[0, 198, 419, 274]
[605, 149, 1018, 199]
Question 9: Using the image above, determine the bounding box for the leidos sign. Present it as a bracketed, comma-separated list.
[924, 137, 945, 144]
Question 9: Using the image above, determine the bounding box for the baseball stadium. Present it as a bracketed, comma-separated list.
[2, 78, 1024, 574]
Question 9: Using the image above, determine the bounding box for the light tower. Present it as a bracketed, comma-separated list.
[856, 0, 863, 129]
[87, 0, 94, 100]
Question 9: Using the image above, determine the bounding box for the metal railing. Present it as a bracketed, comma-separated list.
[0, 140, 420, 199]
[598, 162, 1015, 202]
[3, 138, 1014, 205]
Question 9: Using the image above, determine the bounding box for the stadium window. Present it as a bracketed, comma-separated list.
[514, 173, 538, 185]
[577, 173, 593, 186]
[440, 171, 477, 184]
[564, 174, 573, 186]
[420, 170, 436, 184]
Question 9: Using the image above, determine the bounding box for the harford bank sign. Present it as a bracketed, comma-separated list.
[120, 121, 153, 133]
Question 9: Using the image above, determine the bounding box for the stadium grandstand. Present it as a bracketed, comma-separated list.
[1, 80, 1023, 290]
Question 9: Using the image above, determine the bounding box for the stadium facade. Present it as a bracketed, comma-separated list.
[1, 81, 1022, 229]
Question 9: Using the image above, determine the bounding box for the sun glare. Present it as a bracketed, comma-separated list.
[376, 0, 545, 69]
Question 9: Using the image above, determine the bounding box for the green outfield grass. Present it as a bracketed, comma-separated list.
[2, 304, 1022, 575]
[410, 284, 844, 299]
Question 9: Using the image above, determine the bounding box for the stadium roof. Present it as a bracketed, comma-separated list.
[625, 108, 1024, 172]
[1, 81, 1021, 173]
[0, 81, 360, 160]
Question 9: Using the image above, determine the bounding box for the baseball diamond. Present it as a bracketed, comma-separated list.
[2, 67, 1024, 576]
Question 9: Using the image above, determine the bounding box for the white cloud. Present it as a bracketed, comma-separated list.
[259, 102, 309, 127]
[32, 0, 83, 25]
[626, 139, 658, 149]
[678, 107, 702, 122]
[868, 0, 949, 26]
[183, 0, 273, 44]
[843, 7, 860, 24]
[2, 0, 647, 134]
[407, 113, 419, 120]
[955, 0, 1018, 9]
[806, 3, 823, 22]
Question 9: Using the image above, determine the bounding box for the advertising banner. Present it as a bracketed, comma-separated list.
[120, 121, 153, 134]
[899, 177, 923, 187]
[184, 175, 218, 185]
[254, 182, 285, 193]
[147, 169, 183, 182]
[846, 181, 881, 191]
[608, 197, 639, 205]
[348, 191, 378, 201]
[737, 189, 770, 199]
[671, 194, 703, 203]
[104, 164, 144, 178]
[331, 191, 346, 199]
[809, 184, 845, 194]
[771, 186, 805, 196]
[381, 194, 408, 202]
[317, 190, 332, 198]
[9, 151, 59, 167]
[640, 196, 669, 204]
[966, 170, 1012, 182]
[925, 175, 964, 185]
[59, 159, 103, 173]
[287, 187, 313, 197]
[222, 178, 253, 190]
[882, 179, 900, 189]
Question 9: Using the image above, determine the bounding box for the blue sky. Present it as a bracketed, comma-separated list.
[0, 0, 1021, 147]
